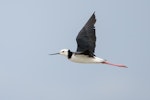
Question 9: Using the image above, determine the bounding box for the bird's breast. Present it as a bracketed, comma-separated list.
[69, 54, 105, 63]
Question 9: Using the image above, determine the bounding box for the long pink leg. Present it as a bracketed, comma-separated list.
[102, 61, 128, 68]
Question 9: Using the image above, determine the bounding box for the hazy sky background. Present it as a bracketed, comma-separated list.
[0, 0, 150, 100]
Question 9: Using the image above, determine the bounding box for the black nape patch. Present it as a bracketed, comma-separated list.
[68, 50, 73, 59]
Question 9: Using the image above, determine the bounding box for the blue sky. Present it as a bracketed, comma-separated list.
[0, 0, 150, 100]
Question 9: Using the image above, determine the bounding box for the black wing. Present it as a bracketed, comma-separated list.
[76, 12, 96, 56]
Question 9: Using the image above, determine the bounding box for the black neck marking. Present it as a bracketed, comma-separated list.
[68, 50, 73, 59]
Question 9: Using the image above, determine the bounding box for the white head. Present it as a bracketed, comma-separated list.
[50, 49, 69, 57]
[59, 49, 69, 56]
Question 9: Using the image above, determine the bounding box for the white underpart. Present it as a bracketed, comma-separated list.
[69, 54, 106, 63]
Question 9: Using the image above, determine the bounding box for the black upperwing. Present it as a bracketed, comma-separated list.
[76, 12, 96, 56]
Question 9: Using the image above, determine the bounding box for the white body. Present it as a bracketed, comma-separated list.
[58, 49, 106, 63]
[69, 54, 106, 63]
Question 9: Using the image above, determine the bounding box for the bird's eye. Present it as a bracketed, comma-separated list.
[62, 51, 64, 53]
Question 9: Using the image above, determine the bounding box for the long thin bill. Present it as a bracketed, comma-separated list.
[49, 53, 59, 55]
[103, 61, 128, 68]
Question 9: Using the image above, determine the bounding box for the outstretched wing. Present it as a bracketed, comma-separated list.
[76, 13, 96, 55]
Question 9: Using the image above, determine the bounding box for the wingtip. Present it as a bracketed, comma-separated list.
[93, 11, 95, 16]
[92, 12, 96, 20]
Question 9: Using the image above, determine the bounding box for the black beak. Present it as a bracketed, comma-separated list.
[49, 53, 59, 55]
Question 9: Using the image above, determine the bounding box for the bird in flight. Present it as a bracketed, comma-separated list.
[50, 12, 127, 68]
